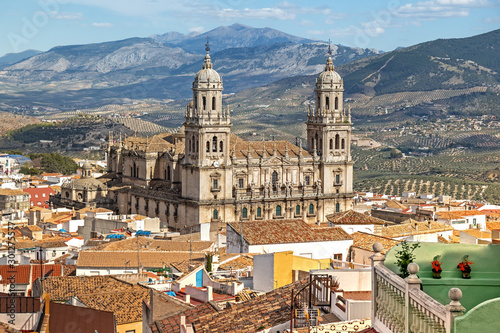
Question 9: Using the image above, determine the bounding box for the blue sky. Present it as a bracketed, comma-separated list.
[2, 0, 499, 56]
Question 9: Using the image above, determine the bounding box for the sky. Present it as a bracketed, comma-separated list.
[1, 0, 499, 56]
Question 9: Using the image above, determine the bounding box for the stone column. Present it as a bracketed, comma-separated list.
[370, 243, 385, 322]
[446, 287, 466, 331]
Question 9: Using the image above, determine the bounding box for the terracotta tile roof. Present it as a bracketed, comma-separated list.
[87, 237, 213, 252]
[49, 302, 115, 332]
[77, 289, 150, 324]
[77, 251, 205, 269]
[230, 135, 310, 159]
[461, 229, 491, 239]
[44, 212, 73, 224]
[326, 210, 389, 225]
[218, 255, 254, 270]
[40, 275, 143, 302]
[380, 221, 453, 238]
[436, 210, 485, 220]
[22, 225, 42, 232]
[228, 219, 352, 245]
[384, 200, 408, 210]
[152, 278, 309, 333]
[170, 259, 205, 274]
[351, 232, 400, 254]
[486, 222, 500, 232]
[342, 291, 372, 301]
[0, 189, 28, 196]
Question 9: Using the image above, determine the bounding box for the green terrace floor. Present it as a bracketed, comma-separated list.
[384, 242, 500, 313]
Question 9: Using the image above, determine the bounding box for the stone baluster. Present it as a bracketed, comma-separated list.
[445, 288, 465, 332]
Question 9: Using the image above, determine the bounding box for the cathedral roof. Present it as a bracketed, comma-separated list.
[316, 55, 342, 86]
[123, 133, 181, 153]
[62, 177, 107, 190]
[230, 134, 310, 159]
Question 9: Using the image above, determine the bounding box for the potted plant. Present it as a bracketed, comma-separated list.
[394, 240, 420, 278]
[431, 255, 442, 279]
[457, 255, 473, 279]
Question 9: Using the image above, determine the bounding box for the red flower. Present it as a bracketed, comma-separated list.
[457, 256, 473, 272]
[431, 260, 442, 272]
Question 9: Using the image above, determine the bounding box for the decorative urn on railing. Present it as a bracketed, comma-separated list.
[457, 255, 473, 279]
[431, 255, 443, 279]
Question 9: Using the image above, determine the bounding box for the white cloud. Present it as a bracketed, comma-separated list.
[299, 20, 315, 27]
[51, 12, 84, 20]
[306, 30, 325, 35]
[484, 16, 500, 22]
[394, 0, 491, 19]
[92, 22, 114, 28]
[189, 26, 205, 33]
[218, 7, 296, 20]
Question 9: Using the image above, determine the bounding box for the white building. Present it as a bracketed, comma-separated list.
[226, 219, 353, 260]
[436, 210, 487, 231]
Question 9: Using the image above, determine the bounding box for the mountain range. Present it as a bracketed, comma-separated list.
[0, 24, 379, 109]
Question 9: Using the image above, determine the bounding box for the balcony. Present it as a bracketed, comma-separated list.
[369, 242, 500, 333]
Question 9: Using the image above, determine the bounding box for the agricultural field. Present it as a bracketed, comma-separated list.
[353, 146, 500, 203]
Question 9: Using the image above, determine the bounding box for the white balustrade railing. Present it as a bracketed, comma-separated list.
[371, 243, 464, 333]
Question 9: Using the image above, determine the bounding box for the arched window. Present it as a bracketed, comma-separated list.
[212, 136, 218, 152]
[219, 141, 223, 152]
[335, 97, 339, 109]
[187, 139, 191, 152]
[276, 205, 282, 216]
[272, 171, 278, 186]
[192, 136, 195, 152]
[202, 96, 206, 110]
[309, 204, 314, 215]
[296, 205, 301, 215]
[242, 207, 248, 219]
[167, 166, 171, 181]
[336, 203, 340, 212]
[329, 139, 333, 150]
[341, 138, 345, 150]
[196, 140, 199, 152]
[257, 207, 262, 218]
[206, 141, 210, 152]
[319, 139, 323, 154]
[213, 209, 218, 220]
[335, 134, 340, 149]
[325, 96, 330, 110]
[212, 96, 216, 110]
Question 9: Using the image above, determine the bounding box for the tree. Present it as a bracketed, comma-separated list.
[390, 148, 403, 159]
[19, 162, 41, 176]
[394, 240, 420, 278]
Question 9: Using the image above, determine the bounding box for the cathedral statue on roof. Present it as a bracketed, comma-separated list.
[105, 43, 354, 231]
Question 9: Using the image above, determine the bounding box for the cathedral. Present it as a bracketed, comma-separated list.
[105, 44, 354, 231]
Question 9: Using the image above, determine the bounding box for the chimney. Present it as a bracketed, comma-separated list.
[207, 286, 213, 301]
[185, 294, 190, 304]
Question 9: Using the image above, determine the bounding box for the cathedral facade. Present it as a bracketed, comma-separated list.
[106, 46, 354, 230]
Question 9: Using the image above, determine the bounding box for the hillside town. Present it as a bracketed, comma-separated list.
[0, 44, 498, 333]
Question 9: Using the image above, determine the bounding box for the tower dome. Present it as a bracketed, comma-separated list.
[193, 42, 222, 89]
[316, 55, 342, 87]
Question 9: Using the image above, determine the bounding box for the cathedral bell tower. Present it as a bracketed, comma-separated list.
[306, 44, 351, 164]
[183, 39, 231, 167]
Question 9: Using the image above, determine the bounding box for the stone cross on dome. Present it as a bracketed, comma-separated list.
[328, 39, 332, 56]
[205, 36, 210, 53]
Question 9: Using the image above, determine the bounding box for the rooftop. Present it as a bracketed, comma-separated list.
[77, 250, 205, 269]
[380, 220, 453, 238]
[351, 232, 400, 254]
[326, 210, 389, 225]
[436, 210, 485, 220]
[77, 289, 150, 324]
[228, 219, 352, 245]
